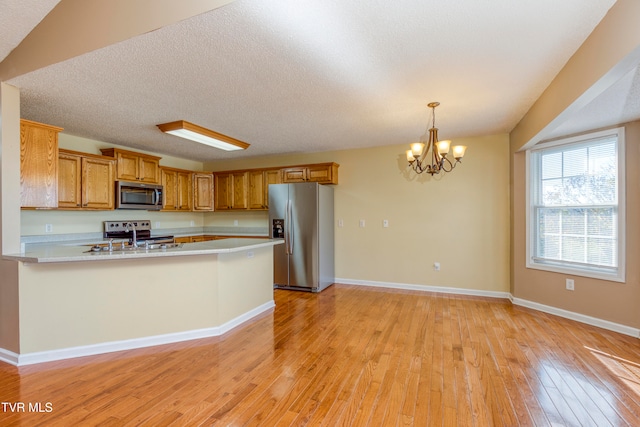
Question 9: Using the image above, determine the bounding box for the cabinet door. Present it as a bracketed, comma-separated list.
[214, 173, 232, 210]
[307, 164, 333, 183]
[20, 120, 61, 208]
[138, 156, 160, 183]
[176, 171, 193, 211]
[161, 169, 178, 210]
[281, 167, 307, 183]
[82, 157, 115, 209]
[58, 152, 82, 208]
[232, 172, 248, 209]
[248, 170, 265, 209]
[194, 173, 214, 211]
[264, 169, 281, 209]
[115, 152, 139, 182]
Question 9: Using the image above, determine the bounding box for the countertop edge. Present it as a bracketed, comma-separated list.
[3, 239, 283, 264]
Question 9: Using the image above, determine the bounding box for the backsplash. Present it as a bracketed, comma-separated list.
[20, 209, 270, 242]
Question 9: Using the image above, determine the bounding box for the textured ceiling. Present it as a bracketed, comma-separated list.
[6, 0, 628, 162]
[0, 0, 60, 61]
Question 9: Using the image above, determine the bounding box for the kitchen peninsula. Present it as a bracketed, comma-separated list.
[1, 238, 283, 366]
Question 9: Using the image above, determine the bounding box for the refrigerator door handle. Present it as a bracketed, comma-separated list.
[284, 199, 291, 255]
[289, 202, 294, 253]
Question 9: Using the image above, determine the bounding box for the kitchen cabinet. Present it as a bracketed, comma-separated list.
[100, 148, 160, 184]
[232, 171, 248, 209]
[20, 119, 63, 209]
[175, 235, 266, 243]
[281, 163, 339, 184]
[248, 169, 281, 210]
[214, 171, 247, 210]
[193, 172, 214, 211]
[214, 173, 232, 211]
[58, 149, 115, 209]
[214, 162, 337, 211]
[189, 235, 218, 242]
[161, 167, 193, 211]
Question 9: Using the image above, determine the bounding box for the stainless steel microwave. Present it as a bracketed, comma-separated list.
[116, 181, 163, 210]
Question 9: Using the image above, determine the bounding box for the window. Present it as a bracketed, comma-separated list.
[527, 128, 625, 282]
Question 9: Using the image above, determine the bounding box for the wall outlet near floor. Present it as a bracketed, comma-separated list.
[233, 220, 239, 226]
[434, 262, 441, 271]
[359, 219, 365, 228]
[566, 278, 575, 291]
[45, 223, 53, 233]
[155, 222, 161, 228]
[383, 219, 389, 228]
[190, 220, 195, 227]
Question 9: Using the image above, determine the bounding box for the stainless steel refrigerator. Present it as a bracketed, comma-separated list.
[268, 182, 334, 292]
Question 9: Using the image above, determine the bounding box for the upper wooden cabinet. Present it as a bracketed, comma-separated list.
[100, 148, 160, 184]
[214, 171, 248, 210]
[20, 119, 63, 209]
[214, 163, 336, 211]
[58, 149, 115, 210]
[249, 169, 281, 210]
[193, 172, 214, 211]
[281, 163, 339, 184]
[214, 173, 231, 210]
[231, 171, 248, 209]
[161, 167, 193, 211]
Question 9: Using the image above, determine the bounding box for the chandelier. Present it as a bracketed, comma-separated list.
[406, 102, 467, 175]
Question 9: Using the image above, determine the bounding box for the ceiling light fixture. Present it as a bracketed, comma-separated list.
[157, 120, 250, 151]
[406, 102, 466, 175]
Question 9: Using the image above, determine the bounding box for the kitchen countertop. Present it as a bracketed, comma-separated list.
[3, 238, 283, 264]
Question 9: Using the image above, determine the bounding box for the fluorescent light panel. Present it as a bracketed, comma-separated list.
[157, 120, 250, 151]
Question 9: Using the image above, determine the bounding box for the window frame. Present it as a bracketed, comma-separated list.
[525, 127, 625, 282]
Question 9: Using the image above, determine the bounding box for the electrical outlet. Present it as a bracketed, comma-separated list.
[359, 219, 365, 228]
[566, 278, 575, 291]
[338, 219, 344, 227]
[246, 251, 254, 259]
[155, 221, 160, 228]
[190, 220, 195, 227]
[45, 223, 53, 233]
[434, 262, 440, 271]
[383, 219, 389, 228]
[233, 220, 239, 226]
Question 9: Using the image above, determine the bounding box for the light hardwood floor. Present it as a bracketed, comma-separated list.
[2, 284, 640, 426]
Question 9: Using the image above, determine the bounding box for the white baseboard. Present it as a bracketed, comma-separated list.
[511, 297, 640, 338]
[1, 300, 275, 367]
[0, 348, 19, 366]
[336, 278, 511, 299]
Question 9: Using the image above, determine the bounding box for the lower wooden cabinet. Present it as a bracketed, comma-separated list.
[58, 149, 115, 209]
